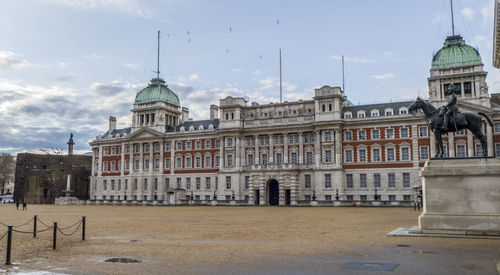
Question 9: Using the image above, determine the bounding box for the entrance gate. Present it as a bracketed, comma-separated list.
[268, 180, 279, 206]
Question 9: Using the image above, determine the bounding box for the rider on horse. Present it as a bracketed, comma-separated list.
[440, 84, 459, 131]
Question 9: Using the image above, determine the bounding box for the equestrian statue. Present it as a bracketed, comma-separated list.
[408, 84, 493, 158]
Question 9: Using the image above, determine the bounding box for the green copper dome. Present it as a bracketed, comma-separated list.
[431, 35, 482, 70]
[343, 95, 354, 106]
[134, 77, 180, 106]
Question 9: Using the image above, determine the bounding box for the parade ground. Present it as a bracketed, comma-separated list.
[0, 205, 499, 274]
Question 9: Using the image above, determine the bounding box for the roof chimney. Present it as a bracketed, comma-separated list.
[109, 116, 116, 133]
[181, 107, 189, 122]
[210, 105, 219, 120]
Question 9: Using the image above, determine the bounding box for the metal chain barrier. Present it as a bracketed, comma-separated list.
[37, 218, 53, 229]
[12, 228, 35, 234]
[57, 221, 82, 237]
[35, 226, 54, 234]
[0, 230, 7, 241]
[58, 220, 82, 230]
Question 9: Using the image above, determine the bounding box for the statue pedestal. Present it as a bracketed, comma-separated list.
[417, 158, 500, 236]
[55, 189, 80, 205]
[211, 200, 218, 206]
[310, 201, 318, 206]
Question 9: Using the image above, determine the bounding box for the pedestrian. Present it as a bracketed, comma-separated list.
[22, 202, 27, 210]
[16, 200, 19, 210]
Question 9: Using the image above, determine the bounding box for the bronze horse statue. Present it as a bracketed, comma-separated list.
[408, 97, 493, 158]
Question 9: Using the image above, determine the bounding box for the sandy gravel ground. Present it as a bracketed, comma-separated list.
[0, 204, 499, 274]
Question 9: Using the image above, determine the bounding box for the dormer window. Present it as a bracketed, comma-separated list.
[344, 111, 352, 119]
[399, 107, 408, 115]
[189, 126, 194, 131]
[385, 108, 393, 116]
[208, 124, 214, 130]
[199, 125, 204, 130]
[357, 111, 365, 118]
[371, 110, 379, 117]
[180, 126, 185, 132]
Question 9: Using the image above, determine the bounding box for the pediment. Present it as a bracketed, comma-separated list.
[128, 127, 163, 139]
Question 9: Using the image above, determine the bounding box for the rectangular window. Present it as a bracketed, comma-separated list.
[276, 153, 282, 164]
[420, 147, 429, 160]
[165, 178, 170, 189]
[216, 139, 220, 148]
[111, 147, 116, 155]
[346, 195, 353, 201]
[216, 156, 220, 167]
[155, 159, 160, 169]
[165, 142, 170, 151]
[403, 173, 411, 188]
[401, 147, 410, 161]
[358, 130, 366, 140]
[176, 157, 182, 168]
[246, 137, 255, 146]
[126, 145, 130, 153]
[386, 128, 394, 139]
[346, 174, 353, 188]
[419, 126, 428, 137]
[372, 148, 381, 162]
[206, 177, 211, 189]
[125, 160, 130, 170]
[145, 159, 150, 170]
[291, 152, 297, 164]
[205, 140, 211, 148]
[196, 177, 201, 189]
[371, 129, 380, 139]
[144, 144, 150, 153]
[206, 195, 211, 201]
[305, 195, 312, 201]
[496, 143, 500, 158]
[186, 157, 192, 168]
[374, 174, 381, 188]
[389, 195, 396, 201]
[325, 195, 332, 201]
[360, 174, 367, 188]
[344, 131, 352, 141]
[247, 154, 254, 165]
[495, 122, 500, 133]
[103, 180, 107, 191]
[165, 158, 170, 169]
[144, 179, 148, 191]
[358, 149, 366, 162]
[400, 128, 409, 138]
[154, 178, 158, 190]
[155, 143, 160, 152]
[306, 152, 313, 164]
[195, 157, 201, 168]
[305, 175, 311, 188]
[262, 154, 268, 165]
[325, 150, 332, 163]
[404, 195, 411, 201]
[227, 138, 233, 147]
[345, 150, 353, 162]
[225, 195, 231, 201]
[475, 144, 483, 157]
[387, 148, 395, 161]
[177, 178, 182, 189]
[111, 179, 115, 190]
[196, 140, 201, 149]
[134, 179, 138, 190]
[226, 176, 231, 189]
[177, 141, 182, 150]
[227, 155, 233, 166]
[457, 144, 466, 157]
[104, 147, 108, 155]
[245, 176, 250, 189]
[325, 131, 332, 141]
[274, 135, 284, 145]
[110, 161, 115, 171]
[360, 195, 367, 201]
[103, 161, 108, 172]
[134, 144, 140, 153]
[186, 141, 192, 150]
[205, 156, 211, 167]
[118, 180, 121, 191]
[135, 159, 140, 170]
[388, 173, 396, 188]
[186, 178, 191, 189]
[324, 174, 332, 188]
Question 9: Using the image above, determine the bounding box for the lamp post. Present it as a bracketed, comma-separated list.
[374, 188, 379, 201]
[335, 189, 340, 201]
[212, 191, 217, 201]
[312, 190, 317, 201]
[231, 190, 236, 200]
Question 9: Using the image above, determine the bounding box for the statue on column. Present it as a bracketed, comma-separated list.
[408, 85, 494, 158]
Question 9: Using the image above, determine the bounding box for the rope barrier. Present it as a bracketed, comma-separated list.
[0, 230, 7, 241]
[12, 228, 35, 234]
[57, 222, 82, 237]
[37, 218, 53, 228]
[58, 220, 82, 230]
[35, 226, 54, 234]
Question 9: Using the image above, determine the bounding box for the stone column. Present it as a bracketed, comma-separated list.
[98, 145, 103, 176]
[467, 130, 474, 157]
[235, 136, 241, 168]
[139, 143, 143, 173]
[334, 129, 342, 166]
[299, 132, 304, 164]
[278, 175, 284, 205]
[248, 176, 254, 205]
[314, 131, 320, 167]
[290, 175, 298, 205]
[259, 182, 266, 206]
[487, 122, 494, 157]
[411, 125, 419, 167]
[284, 133, 289, 163]
[171, 140, 175, 174]
[91, 147, 96, 176]
[129, 142, 133, 175]
[219, 137, 224, 170]
[120, 143, 125, 177]
[448, 132, 455, 157]
[269, 135, 274, 163]
[254, 135, 259, 165]
[149, 142, 153, 173]
[160, 141, 164, 172]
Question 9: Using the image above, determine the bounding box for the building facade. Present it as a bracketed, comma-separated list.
[89, 34, 500, 206]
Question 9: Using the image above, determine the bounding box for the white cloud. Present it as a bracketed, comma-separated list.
[330, 55, 375, 63]
[252, 69, 261, 76]
[481, 1, 494, 24]
[39, 0, 152, 18]
[232, 68, 242, 73]
[257, 77, 297, 92]
[123, 63, 139, 69]
[0, 50, 31, 70]
[82, 53, 102, 60]
[371, 73, 395, 79]
[189, 73, 200, 80]
[461, 7, 474, 20]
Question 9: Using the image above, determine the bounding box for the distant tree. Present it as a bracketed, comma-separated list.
[0, 153, 15, 194]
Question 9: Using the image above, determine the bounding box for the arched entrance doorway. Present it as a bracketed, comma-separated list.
[268, 179, 279, 206]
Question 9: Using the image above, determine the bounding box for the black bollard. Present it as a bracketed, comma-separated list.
[33, 215, 37, 238]
[82, 216, 86, 241]
[53, 222, 57, 250]
[6, 226, 12, 265]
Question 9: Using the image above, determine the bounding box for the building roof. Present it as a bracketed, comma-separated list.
[102, 127, 131, 139]
[431, 35, 482, 70]
[134, 77, 180, 106]
[342, 101, 413, 117]
[168, 119, 220, 133]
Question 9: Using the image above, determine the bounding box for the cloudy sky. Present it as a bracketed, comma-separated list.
[0, 0, 498, 154]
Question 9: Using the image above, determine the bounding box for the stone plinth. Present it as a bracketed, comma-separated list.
[417, 158, 500, 236]
[230, 200, 237, 206]
[55, 196, 80, 205]
[211, 200, 218, 206]
[310, 201, 318, 206]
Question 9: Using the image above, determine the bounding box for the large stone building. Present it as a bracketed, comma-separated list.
[89, 34, 500, 206]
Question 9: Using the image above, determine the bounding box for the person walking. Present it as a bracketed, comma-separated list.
[22, 202, 27, 210]
[16, 200, 19, 210]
